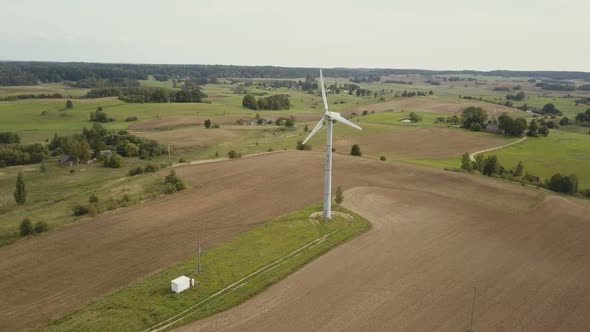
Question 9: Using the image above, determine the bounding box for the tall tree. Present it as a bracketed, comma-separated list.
[335, 186, 344, 205]
[461, 152, 473, 172]
[483, 155, 499, 176]
[242, 94, 257, 110]
[514, 161, 524, 177]
[14, 172, 27, 205]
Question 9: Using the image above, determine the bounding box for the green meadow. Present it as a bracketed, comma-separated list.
[484, 130, 590, 188]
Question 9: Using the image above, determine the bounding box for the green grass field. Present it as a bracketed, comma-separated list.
[0, 83, 89, 98]
[0, 158, 169, 246]
[38, 204, 371, 332]
[484, 130, 590, 188]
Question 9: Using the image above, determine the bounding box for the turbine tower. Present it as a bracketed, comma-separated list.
[302, 69, 362, 219]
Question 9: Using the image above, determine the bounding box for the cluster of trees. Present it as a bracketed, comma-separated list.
[546, 174, 579, 194]
[19, 217, 49, 236]
[89, 107, 114, 123]
[0, 142, 48, 167]
[0, 132, 20, 144]
[85, 82, 207, 103]
[462, 154, 527, 179]
[535, 103, 562, 116]
[506, 91, 525, 101]
[350, 76, 381, 83]
[461, 107, 488, 131]
[50, 123, 165, 163]
[401, 90, 433, 97]
[497, 113, 528, 136]
[535, 82, 576, 91]
[434, 115, 461, 125]
[3, 61, 590, 87]
[242, 94, 291, 110]
[575, 109, 590, 123]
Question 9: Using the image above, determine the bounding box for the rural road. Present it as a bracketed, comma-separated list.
[469, 136, 527, 162]
[1, 152, 589, 330]
[179, 186, 590, 332]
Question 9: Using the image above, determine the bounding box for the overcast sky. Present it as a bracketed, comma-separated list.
[1, 0, 588, 71]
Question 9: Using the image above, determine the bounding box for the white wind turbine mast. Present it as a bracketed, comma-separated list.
[302, 69, 362, 219]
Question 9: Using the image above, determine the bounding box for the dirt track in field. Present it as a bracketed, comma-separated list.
[179, 187, 590, 332]
[1, 152, 590, 330]
[333, 126, 509, 159]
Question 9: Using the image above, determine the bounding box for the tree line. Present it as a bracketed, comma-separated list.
[3, 61, 590, 86]
[461, 107, 550, 137]
[242, 94, 291, 110]
[0, 124, 165, 168]
[461, 154, 581, 195]
[86, 81, 207, 103]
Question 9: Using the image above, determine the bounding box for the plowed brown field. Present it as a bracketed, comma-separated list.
[1, 152, 589, 331]
[179, 186, 590, 332]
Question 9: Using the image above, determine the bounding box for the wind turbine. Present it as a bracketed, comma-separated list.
[302, 69, 362, 219]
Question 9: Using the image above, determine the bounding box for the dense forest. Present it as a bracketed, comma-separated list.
[1, 61, 590, 86]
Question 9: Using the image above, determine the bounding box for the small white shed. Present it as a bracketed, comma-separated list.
[171, 276, 191, 294]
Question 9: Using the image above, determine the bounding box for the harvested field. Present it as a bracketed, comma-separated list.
[132, 127, 240, 148]
[1, 152, 589, 331]
[333, 126, 511, 159]
[179, 186, 590, 332]
[128, 116, 256, 130]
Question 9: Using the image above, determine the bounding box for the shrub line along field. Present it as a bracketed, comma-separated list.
[1, 152, 590, 331]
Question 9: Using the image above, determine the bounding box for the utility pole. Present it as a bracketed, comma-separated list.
[167, 145, 171, 157]
[197, 233, 202, 274]
[468, 286, 477, 332]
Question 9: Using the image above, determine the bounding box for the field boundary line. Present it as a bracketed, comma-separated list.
[469, 136, 527, 162]
[145, 230, 339, 332]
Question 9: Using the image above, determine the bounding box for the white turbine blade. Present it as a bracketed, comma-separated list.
[320, 69, 329, 113]
[302, 118, 324, 144]
[330, 112, 362, 131]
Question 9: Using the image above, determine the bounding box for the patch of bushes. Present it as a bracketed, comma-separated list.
[164, 170, 186, 193]
[103, 154, 123, 168]
[546, 173, 579, 195]
[296, 140, 312, 150]
[19, 218, 49, 237]
[125, 116, 138, 122]
[72, 204, 90, 216]
[89, 107, 114, 123]
[129, 163, 159, 176]
[129, 167, 144, 176]
[409, 112, 422, 122]
[228, 150, 242, 159]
